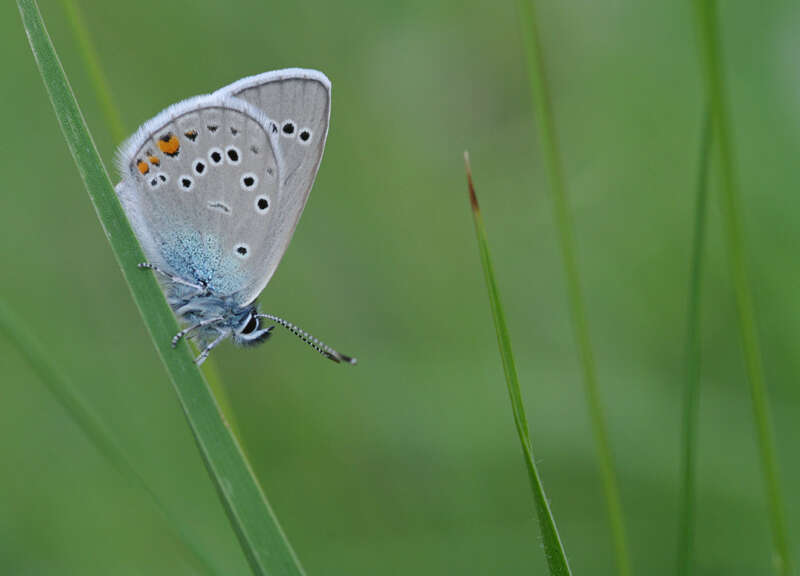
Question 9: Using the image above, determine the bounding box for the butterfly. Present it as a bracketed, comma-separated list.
[115, 69, 355, 366]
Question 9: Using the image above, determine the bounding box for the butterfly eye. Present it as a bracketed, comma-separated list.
[241, 315, 258, 335]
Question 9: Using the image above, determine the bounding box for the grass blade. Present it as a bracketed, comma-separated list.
[17, 1, 304, 574]
[57, 0, 125, 143]
[676, 105, 712, 576]
[693, 1, 791, 573]
[464, 152, 571, 576]
[0, 299, 217, 576]
[515, 1, 630, 573]
[57, 0, 242, 439]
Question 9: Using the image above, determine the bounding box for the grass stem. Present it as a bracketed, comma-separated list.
[693, 1, 791, 573]
[465, 152, 571, 576]
[57, 0, 241, 439]
[676, 104, 712, 576]
[17, 1, 304, 573]
[58, 0, 125, 144]
[515, 1, 630, 573]
[0, 299, 217, 576]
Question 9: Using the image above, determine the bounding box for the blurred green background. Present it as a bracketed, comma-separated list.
[2, 0, 800, 574]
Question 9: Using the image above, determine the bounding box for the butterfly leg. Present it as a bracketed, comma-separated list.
[195, 332, 228, 366]
[138, 262, 208, 294]
[171, 316, 224, 348]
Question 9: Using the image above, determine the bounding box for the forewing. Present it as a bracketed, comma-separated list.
[115, 94, 284, 302]
[216, 69, 331, 293]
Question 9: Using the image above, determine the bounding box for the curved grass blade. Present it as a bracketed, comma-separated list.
[515, 1, 630, 573]
[464, 152, 571, 576]
[0, 299, 216, 576]
[676, 105, 712, 576]
[16, 1, 304, 574]
[693, 1, 791, 573]
[57, 0, 242, 440]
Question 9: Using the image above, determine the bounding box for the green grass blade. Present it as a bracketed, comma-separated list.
[57, 0, 125, 144]
[515, 1, 630, 574]
[0, 299, 217, 576]
[17, 2, 304, 574]
[200, 356, 244, 440]
[693, 1, 791, 573]
[676, 105, 712, 576]
[57, 0, 242, 439]
[464, 152, 572, 576]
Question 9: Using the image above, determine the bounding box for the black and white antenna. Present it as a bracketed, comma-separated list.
[257, 314, 357, 365]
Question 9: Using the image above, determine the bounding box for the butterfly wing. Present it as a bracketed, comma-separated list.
[215, 69, 331, 303]
[115, 94, 285, 301]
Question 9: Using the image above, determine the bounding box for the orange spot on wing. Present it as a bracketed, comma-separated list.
[157, 133, 180, 156]
[148, 155, 160, 166]
[184, 129, 198, 141]
[136, 160, 149, 175]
